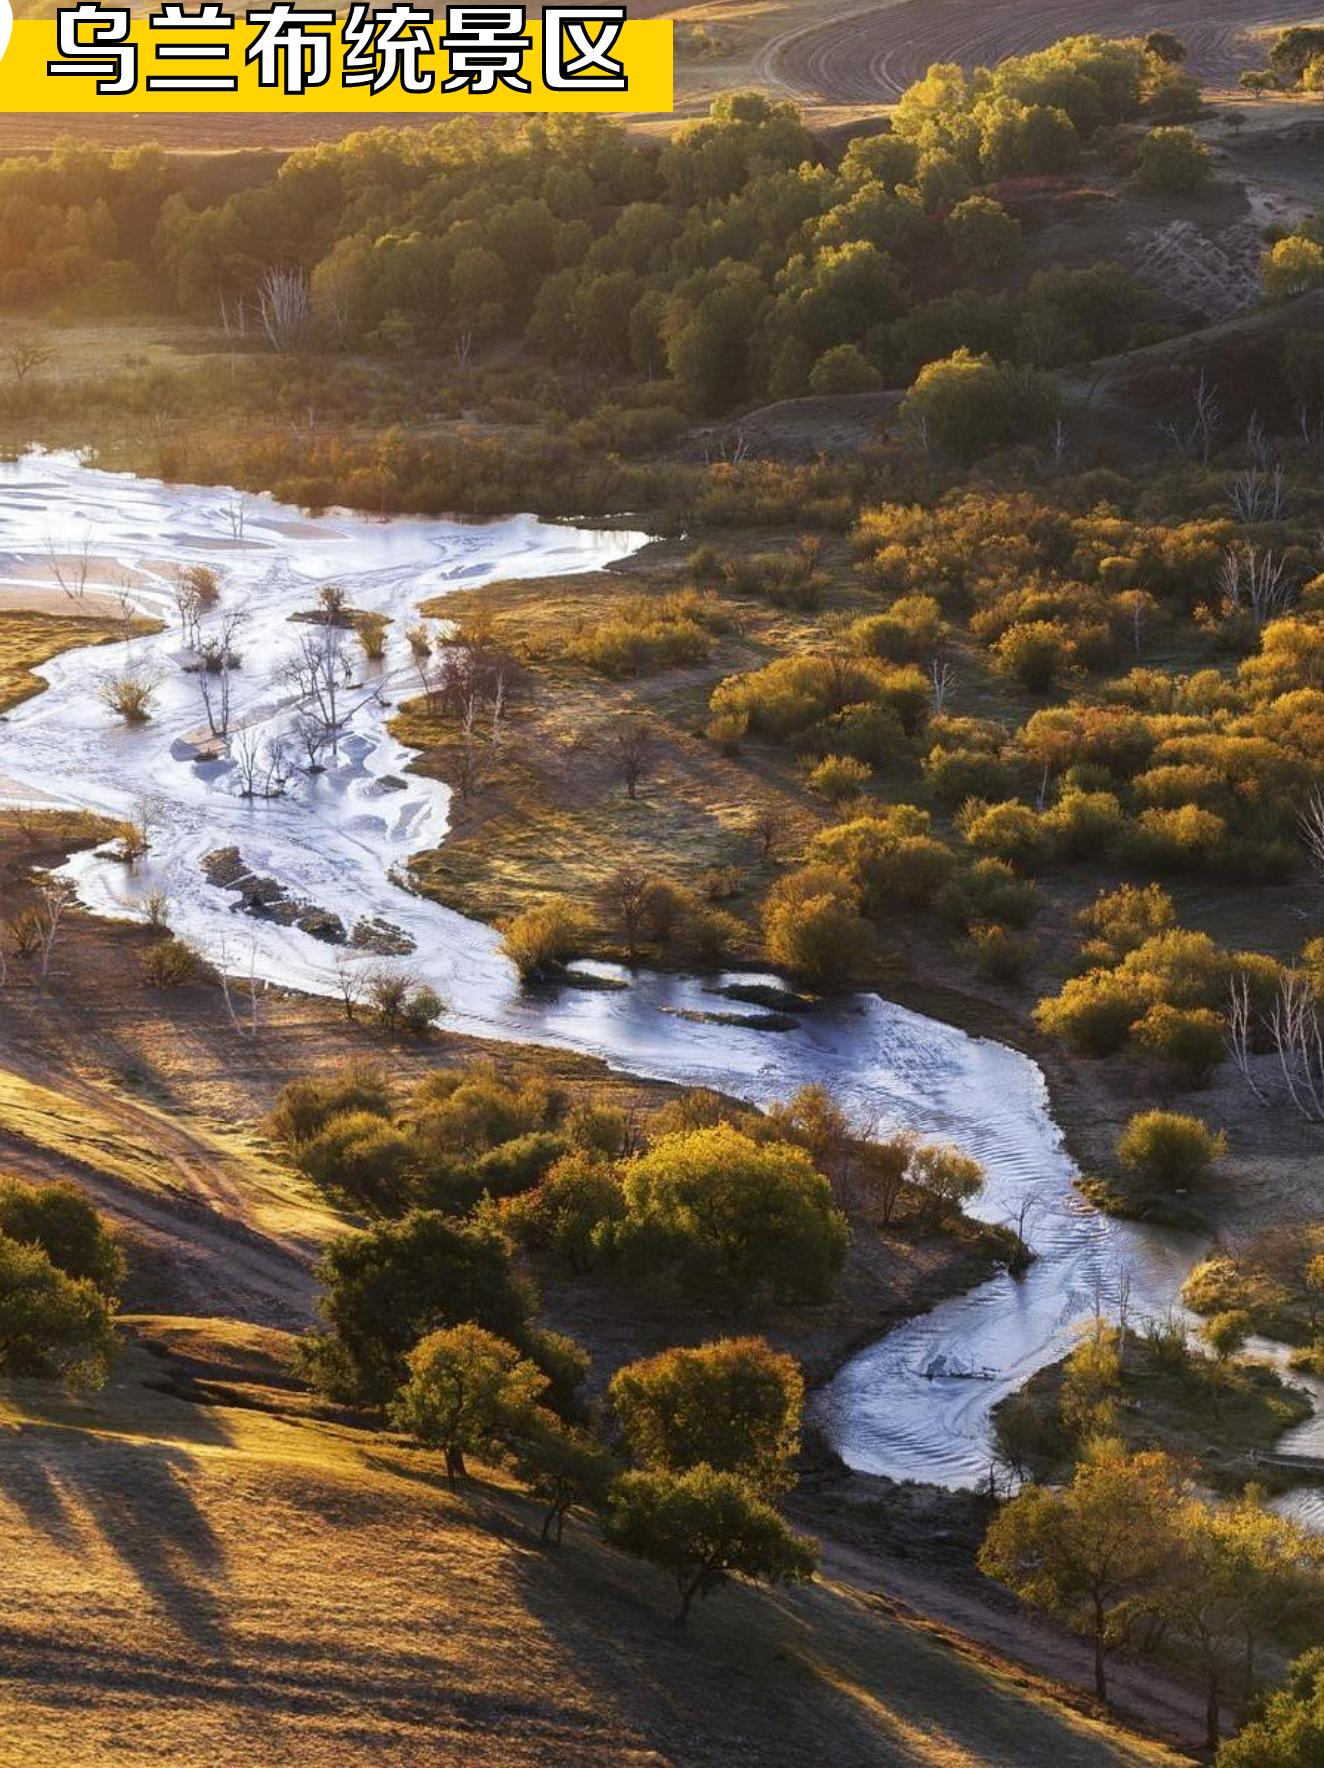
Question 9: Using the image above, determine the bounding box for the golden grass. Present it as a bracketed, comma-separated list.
[399, 563, 832, 948]
[0, 1343, 1191, 1768]
[0, 610, 138, 714]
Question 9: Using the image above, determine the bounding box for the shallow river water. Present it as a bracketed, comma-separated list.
[0, 450, 1319, 1510]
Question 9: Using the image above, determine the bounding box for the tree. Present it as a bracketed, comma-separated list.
[1164, 1496, 1324, 1750]
[1145, 30, 1187, 62]
[1117, 1111, 1226, 1187]
[296, 1111, 416, 1215]
[298, 1212, 531, 1409]
[5, 331, 53, 388]
[901, 349, 1059, 461]
[619, 1124, 849, 1307]
[606, 1466, 817, 1625]
[0, 1179, 124, 1295]
[514, 1414, 615, 1545]
[0, 1235, 117, 1387]
[1219, 1648, 1324, 1766]
[613, 719, 656, 801]
[979, 1439, 1183, 1703]
[610, 1338, 804, 1494]
[1137, 126, 1210, 192]
[390, 1323, 547, 1485]
[946, 196, 1020, 275]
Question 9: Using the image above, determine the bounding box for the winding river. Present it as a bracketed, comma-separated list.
[1, 450, 1319, 1512]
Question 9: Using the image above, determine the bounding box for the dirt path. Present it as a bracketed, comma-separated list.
[769, 0, 1322, 104]
[815, 1534, 1213, 1757]
[0, 1048, 321, 1328]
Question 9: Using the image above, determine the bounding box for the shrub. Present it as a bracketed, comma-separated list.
[606, 1465, 817, 1625]
[925, 746, 1017, 807]
[761, 864, 873, 988]
[1133, 805, 1226, 870]
[1034, 971, 1146, 1056]
[812, 812, 958, 913]
[938, 858, 1044, 931]
[142, 937, 214, 987]
[968, 922, 1033, 982]
[958, 799, 1049, 868]
[618, 1123, 849, 1306]
[1077, 883, 1176, 965]
[269, 1062, 394, 1146]
[500, 900, 593, 981]
[297, 1110, 417, 1215]
[0, 1235, 116, 1386]
[909, 1142, 985, 1216]
[1262, 234, 1324, 299]
[850, 595, 943, 663]
[993, 620, 1074, 691]
[1132, 1004, 1226, 1088]
[609, 1337, 804, 1493]
[807, 754, 872, 801]
[1043, 790, 1126, 860]
[1117, 1111, 1226, 1187]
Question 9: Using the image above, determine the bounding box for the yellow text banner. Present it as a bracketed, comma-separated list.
[1, 14, 673, 113]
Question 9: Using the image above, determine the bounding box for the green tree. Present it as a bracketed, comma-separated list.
[513, 1414, 616, 1544]
[619, 1124, 849, 1307]
[946, 195, 1021, 275]
[1219, 1648, 1324, 1765]
[902, 349, 1059, 460]
[610, 1337, 804, 1494]
[1136, 126, 1210, 192]
[0, 1178, 124, 1295]
[760, 863, 874, 989]
[606, 1465, 817, 1625]
[0, 1235, 117, 1387]
[391, 1323, 547, 1485]
[979, 1438, 1183, 1703]
[298, 1211, 532, 1408]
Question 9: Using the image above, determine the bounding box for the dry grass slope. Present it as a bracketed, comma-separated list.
[0, 1338, 1190, 1768]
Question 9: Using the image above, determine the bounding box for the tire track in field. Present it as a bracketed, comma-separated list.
[772, 0, 1324, 104]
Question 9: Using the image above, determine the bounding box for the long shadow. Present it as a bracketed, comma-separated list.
[0, 1410, 234, 1656]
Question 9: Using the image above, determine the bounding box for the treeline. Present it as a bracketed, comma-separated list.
[3, 35, 1195, 414]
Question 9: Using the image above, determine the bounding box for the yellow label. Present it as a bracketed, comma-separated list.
[2, 12, 673, 112]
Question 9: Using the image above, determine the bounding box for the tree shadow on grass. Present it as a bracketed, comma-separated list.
[0, 1411, 233, 1656]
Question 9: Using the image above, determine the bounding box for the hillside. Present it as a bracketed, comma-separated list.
[0, 1331, 1190, 1768]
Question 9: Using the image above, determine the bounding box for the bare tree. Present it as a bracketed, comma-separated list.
[750, 806, 788, 863]
[224, 497, 248, 541]
[216, 940, 264, 1039]
[928, 655, 956, 715]
[32, 878, 74, 981]
[283, 626, 348, 756]
[613, 719, 656, 801]
[455, 675, 505, 804]
[5, 331, 53, 388]
[46, 530, 93, 602]
[231, 727, 292, 799]
[1271, 973, 1324, 1124]
[600, 865, 652, 957]
[1301, 789, 1324, 881]
[195, 607, 246, 740]
[257, 266, 312, 353]
[1218, 544, 1296, 629]
[292, 712, 330, 773]
[332, 951, 370, 1021]
[1158, 369, 1223, 462]
[1227, 464, 1286, 524]
[1227, 976, 1271, 1106]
